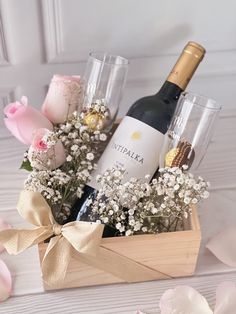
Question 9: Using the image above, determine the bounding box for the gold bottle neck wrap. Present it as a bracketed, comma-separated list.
[167, 42, 205, 90]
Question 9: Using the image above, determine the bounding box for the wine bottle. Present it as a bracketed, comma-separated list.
[71, 41, 205, 222]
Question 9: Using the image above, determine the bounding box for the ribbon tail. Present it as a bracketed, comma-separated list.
[0, 227, 52, 255]
[41, 236, 71, 287]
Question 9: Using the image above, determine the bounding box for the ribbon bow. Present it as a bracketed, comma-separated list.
[0, 190, 104, 286]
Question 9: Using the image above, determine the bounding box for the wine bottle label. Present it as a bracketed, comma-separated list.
[88, 116, 164, 190]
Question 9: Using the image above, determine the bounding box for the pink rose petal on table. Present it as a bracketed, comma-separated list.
[214, 282, 236, 314]
[0, 259, 12, 302]
[206, 228, 236, 267]
[159, 285, 213, 314]
[0, 219, 11, 252]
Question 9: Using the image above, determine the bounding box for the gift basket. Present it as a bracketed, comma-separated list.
[0, 43, 221, 290]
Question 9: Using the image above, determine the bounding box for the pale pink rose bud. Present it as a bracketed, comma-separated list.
[4, 96, 53, 145]
[42, 74, 83, 123]
[28, 128, 66, 170]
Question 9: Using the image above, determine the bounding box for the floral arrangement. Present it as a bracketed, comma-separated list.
[4, 75, 108, 224]
[3, 73, 209, 235]
[89, 166, 209, 236]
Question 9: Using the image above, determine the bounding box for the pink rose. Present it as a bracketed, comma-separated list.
[28, 128, 66, 170]
[4, 96, 53, 145]
[42, 74, 83, 124]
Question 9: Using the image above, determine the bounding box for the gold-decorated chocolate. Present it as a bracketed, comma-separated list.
[84, 112, 105, 131]
[165, 148, 180, 167]
[165, 140, 195, 168]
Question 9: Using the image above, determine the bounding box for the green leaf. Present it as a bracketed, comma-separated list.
[20, 159, 33, 172]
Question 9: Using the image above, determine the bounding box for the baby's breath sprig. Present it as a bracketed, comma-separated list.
[89, 166, 210, 236]
[24, 109, 108, 224]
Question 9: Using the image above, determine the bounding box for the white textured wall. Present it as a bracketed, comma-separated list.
[0, 0, 236, 204]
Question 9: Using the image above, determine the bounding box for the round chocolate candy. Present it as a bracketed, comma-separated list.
[83, 112, 105, 131]
[165, 140, 195, 169]
[165, 148, 180, 167]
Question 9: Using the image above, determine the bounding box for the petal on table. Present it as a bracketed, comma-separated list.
[159, 285, 213, 314]
[206, 228, 236, 267]
[0, 218, 11, 252]
[214, 281, 236, 314]
[0, 259, 12, 302]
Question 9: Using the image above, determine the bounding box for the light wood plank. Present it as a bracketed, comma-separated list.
[1, 271, 236, 314]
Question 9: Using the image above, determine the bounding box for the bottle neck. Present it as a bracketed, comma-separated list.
[157, 80, 183, 100]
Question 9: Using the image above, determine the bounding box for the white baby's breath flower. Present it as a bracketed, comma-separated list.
[202, 191, 210, 199]
[114, 170, 121, 177]
[71, 144, 79, 151]
[75, 122, 81, 129]
[96, 175, 102, 182]
[116, 223, 121, 229]
[99, 133, 107, 141]
[193, 184, 200, 191]
[134, 222, 141, 231]
[102, 217, 109, 223]
[86, 153, 94, 161]
[125, 230, 132, 236]
[94, 104, 100, 111]
[177, 177, 184, 184]
[151, 207, 158, 214]
[66, 155, 72, 162]
[100, 105, 106, 112]
[174, 184, 180, 191]
[128, 208, 135, 215]
[191, 198, 198, 204]
[184, 197, 191, 204]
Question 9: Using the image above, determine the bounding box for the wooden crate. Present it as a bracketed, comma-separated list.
[38, 206, 201, 290]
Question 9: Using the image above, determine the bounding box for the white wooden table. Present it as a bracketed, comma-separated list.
[0, 130, 236, 314]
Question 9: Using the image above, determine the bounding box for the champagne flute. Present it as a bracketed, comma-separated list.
[159, 92, 221, 171]
[82, 51, 129, 132]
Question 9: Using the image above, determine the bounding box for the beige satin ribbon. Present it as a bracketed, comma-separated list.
[0, 190, 104, 286]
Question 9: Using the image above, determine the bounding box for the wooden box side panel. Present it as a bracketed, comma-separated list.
[38, 207, 201, 290]
[101, 230, 201, 278]
[100, 206, 201, 277]
[38, 243, 125, 290]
